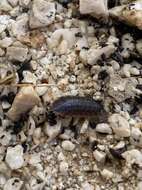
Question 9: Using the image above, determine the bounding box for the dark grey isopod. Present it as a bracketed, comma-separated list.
[50, 96, 104, 117]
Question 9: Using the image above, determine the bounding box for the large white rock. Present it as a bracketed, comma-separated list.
[29, 0, 55, 29]
[80, 0, 108, 18]
[6, 145, 24, 170]
[109, 114, 130, 137]
[7, 86, 40, 121]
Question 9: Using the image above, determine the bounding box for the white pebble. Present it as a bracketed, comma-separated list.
[44, 121, 61, 140]
[62, 140, 75, 151]
[137, 182, 142, 190]
[3, 178, 23, 190]
[29, 0, 55, 29]
[6, 145, 24, 170]
[95, 123, 112, 134]
[59, 161, 68, 175]
[79, 0, 108, 19]
[136, 39, 142, 56]
[81, 182, 94, 190]
[109, 114, 130, 137]
[7, 86, 40, 121]
[130, 127, 142, 147]
[80, 120, 89, 134]
[130, 67, 140, 76]
[93, 150, 106, 163]
[101, 169, 113, 180]
[122, 149, 142, 167]
[6, 46, 28, 62]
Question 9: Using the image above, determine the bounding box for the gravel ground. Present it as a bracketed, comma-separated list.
[0, 0, 142, 189]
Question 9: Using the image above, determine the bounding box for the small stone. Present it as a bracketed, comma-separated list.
[0, 0, 12, 11]
[87, 45, 116, 65]
[35, 86, 48, 96]
[0, 48, 5, 56]
[33, 127, 41, 145]
[79, 0, 108, 19]
[62, 140, 75, 151]
[28, 153, 41, 166]
[58, 152, 65, 161]
[130, 67, 140, 76]
[122, 64, 131, 77]
[44, 121, 61, 140]
[95, 123, 112, 134]
[80, 120, 89, 134]
[136, 39, 142, 56]
[121, 33, 135, 58]
[138, 170, 142, 180]
[137, 182, 142, 190]
[11, 14, 28, 37]
[93, 150, 106, 163]
[6, 145, 24, 170]
[130, 127, 142, 147]
[49, 28, 79, 50]
[29, 0, 55, 29]
[19, 0, 30, 7]
[0, 174, 6, 189]
[0, 37, 13, 48]
[8, 0, 19, 7]
[59, 161, 68, 175]
[109, 2, 142, 30]
[109, 114, 130, 137]
[3, 178, 23, 190]
[101, 169, 113, 180]
[6, 46, 28, 62]
[7, 86, 40, 121]
[22, 71, 37, 85]
[81, 182, 94, 190]
[122, 149, 142, 167]
[0, 129, 11, 146]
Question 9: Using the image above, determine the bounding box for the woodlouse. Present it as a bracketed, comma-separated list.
[50, 96, 105, 117]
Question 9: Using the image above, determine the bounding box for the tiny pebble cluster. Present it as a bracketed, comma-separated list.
[0, 0, 142, 189]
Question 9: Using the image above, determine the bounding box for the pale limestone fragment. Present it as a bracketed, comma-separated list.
[0, 37, 13, 48]
[122, 149, 142, 167]
[11, 14, 28, 37]
[109, 114, 130, 137]
[87, 45, 116, 65]
[6, 145, 24, 170]
[96, 123, 112, 134]
[62, 140, 75, 151]
[29, 0, 55, 29]
[3, 178, 23, 190]
[80, 0, 108, 18]
[109, 1, 142, 30]
[8, 0, 19, 7]
[6, 46, 28, 62]
[101, 169, 113, 179]
[93, 150, 106, 163]
[0, 0, 12, 11]
[7, 86, 40, 121]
